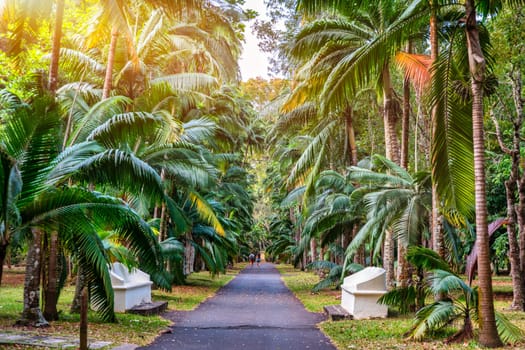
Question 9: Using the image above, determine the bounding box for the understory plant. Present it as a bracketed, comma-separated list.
[380, 246, 523, 344]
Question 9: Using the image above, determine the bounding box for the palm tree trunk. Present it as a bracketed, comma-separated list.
[401, 42, 411, 170]
[48, 0, 65, 94]
[382, 65, 399, 288]
[310, 238, 317, 262]
[18, 229, 49, 327]
[43, 231, 60, 321]
[382, 66, 400, 165]
[344, 106, 358, 166]
[429, 4, 445, 259]
[70, 264, 87, 313]
[183, 232, 195, 275]
[0, 242, 7, 286]
[465, 1, 501, 346]
[102, 27, 119, 100]
[384, 229, 395, 289]
[397, 244, 410, 288]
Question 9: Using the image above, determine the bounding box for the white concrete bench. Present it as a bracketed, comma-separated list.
[110, 262, 153, 312]
[341, 266, 388, 319]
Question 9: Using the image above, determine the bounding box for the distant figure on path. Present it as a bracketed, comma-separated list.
[256, 253, 261, 267]
[248, 253, 255, 266]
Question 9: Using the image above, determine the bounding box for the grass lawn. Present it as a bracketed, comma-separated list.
[0, 265, 241, 348]
[276, 264, 525, 350]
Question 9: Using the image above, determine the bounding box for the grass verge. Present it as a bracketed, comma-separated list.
[276, 264, 525, 350]
[0, 265, 240, 348]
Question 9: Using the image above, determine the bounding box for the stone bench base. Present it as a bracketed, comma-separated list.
[127, 301, 168, 316]
[323, 305, 352, 321]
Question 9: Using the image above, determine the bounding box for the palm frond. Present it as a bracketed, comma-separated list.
[188, 191, 225, 236]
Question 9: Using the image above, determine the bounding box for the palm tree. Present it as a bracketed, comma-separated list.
[403, 247, 522, 345]
[0, 91, 170, 325]
[344, 155, 432, 287]
[461, 0, 524, 345]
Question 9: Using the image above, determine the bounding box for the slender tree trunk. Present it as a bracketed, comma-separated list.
[398, 41, 412, 288]
[344, 106, 358, 166]
[518, 170, 525, 308]
[18, 229, 49, 327]
[353, 225, 365, 266]
[70, 264, 87, 313]
[492, 70, 524, 310]
[401, 42, 411, 170]
[382, 66, 399, 288]
[429, 4, 445, 259]
[465, 1, 501, 346]
[505, 180, 523, 310]
[183, 232, 195, 275]
[382, 66, 400, 165]
[397, 244, 410, 288]
[48, 0, 65, 94]
[383, 229, 395, 289]
[510, 70, 525, 310]
[310, 238, 317, 263]
[43, 231, 59, 321]
[102, 27, 119, 100]
[0, 242, 7, 286]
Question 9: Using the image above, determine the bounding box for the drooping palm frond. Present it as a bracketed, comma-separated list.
[72, 149, 165, 198]
[429, 24, 476, 221]
[57, 48, 105, 78]
[409, 301, 457, 340]
[286, 120, 337, 190]
[406, 246, 451, 272]
[67, 96, 131, 146]
[152, 73, 218, 93]
[86, 112, 163, 148]
[378, 285, 419, 314]
[494, 311, 524, 344]
[187, 190, 225, 236]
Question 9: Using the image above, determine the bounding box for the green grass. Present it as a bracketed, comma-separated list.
[275, 264, 339, 312]
[0, 266, 240, 348]
[153, 268, 240, 310]
[277, 264, 525, 350]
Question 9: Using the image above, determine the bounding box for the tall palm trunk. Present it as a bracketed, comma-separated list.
[398, 41, 412, 288]
[48, 0, 65, 94]
[382, 66, 400, 164]
[18, 229, 49, 327]
[102, 27, 119, 99]
[344, 105, 358, 166]
[0, 242, 7, 286]
[465, 0, 501, 346]
[70, 264, 87, 313]
[401, 42, 411, 170]
[429, 4, 445, 258]
[381, 65, 399, 288]
[43, 231, 60, 321]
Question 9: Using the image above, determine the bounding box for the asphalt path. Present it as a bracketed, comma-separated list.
[138, 263, 336, 350]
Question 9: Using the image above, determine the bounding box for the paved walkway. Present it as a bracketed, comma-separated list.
[138, 263, 336, 350]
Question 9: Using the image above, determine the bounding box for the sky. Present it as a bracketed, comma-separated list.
[239, 0, 271, 81]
